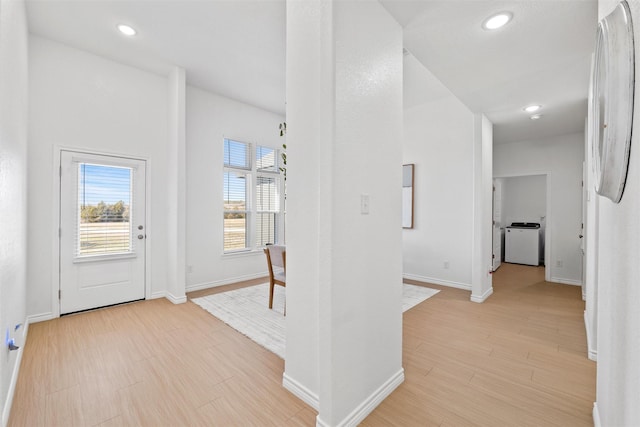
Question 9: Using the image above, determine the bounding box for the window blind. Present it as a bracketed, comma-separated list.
[76, 163, 133, 257]
[223, 138, 251, 250]
[256, 175, 280, 247]
[223, 170, 249, 250]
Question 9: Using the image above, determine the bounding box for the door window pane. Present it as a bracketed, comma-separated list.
[77, 163, 132, 256]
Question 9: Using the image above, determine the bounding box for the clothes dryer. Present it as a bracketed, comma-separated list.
[505, 222, 540, 266]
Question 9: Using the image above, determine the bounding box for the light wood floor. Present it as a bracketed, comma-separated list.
[9, 264, 594, 426]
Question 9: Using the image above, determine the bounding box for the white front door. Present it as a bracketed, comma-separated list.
[59, 150, 146, 314]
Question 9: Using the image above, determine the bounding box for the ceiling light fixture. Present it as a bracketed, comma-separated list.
[523, 105, 542, 113]
[117, 24, 137, 36]
[530, 114, 543, 120]
[482, 12, 513, 30]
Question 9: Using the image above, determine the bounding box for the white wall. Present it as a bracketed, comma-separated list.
[28, 36, 171, 318]
[593, 1, 640, 425]
[403, 65, 475, 290]
[502, 175, 546, 227]
[494, 133, 584, 285]
[0, 0, 28, 422]
[285, 0, 404, 425]
[185, 86, 284, 290]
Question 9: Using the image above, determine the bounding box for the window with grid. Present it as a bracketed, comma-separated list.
[223, 139, 282, 252]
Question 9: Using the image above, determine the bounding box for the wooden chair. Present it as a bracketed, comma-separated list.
[264, 245, 286, 312]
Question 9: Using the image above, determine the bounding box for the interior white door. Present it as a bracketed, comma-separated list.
[492, 226, 502, 271]
[59, 151, 146, 314]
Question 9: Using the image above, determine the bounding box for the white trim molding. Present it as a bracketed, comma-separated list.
[593, 402, 601, 427]
[52, 146, 153, 318]
[166, 292, 187, 304]
[2, 320, 29, 427]
[283, 372, 319, 411]
[550, 277, 583, 286]
[151, 291, 186, 304]
[403, 274, 471, 291]
[584, 311, 598, 361]
[316, 368, 405, 427]
[186, 272, 269, 293]
[471, 286, 494, 303]
[26, 312, 55, 324]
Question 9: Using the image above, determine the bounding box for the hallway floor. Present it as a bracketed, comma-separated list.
[9, 264, 594, 426]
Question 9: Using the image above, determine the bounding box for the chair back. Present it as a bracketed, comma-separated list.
[266, 245, 286, 270]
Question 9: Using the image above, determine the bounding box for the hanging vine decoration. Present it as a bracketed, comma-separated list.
[279, 122, 287, 181]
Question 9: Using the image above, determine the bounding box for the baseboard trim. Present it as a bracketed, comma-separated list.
[584, 311, 597, 361]
[550, 277, 583, 286]
[151, 291, 186, 304]
[403, 274, 471, 291]
[186, 272, 269, 293]
[316, 368, 405, 427]
[593, 402, 601, 427]
[282, 372, 319, 411]
[2, 319, 29, 427]
[470, 287, 494, 303]
[167, 292, 187, 304]
[26, 312, 54, 324]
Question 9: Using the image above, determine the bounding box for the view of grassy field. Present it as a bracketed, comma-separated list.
[224, 217, 246, 250]
[79, 222, 131, 255]
[79, 217, 273, 254]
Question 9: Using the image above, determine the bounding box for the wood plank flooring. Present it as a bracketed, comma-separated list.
[363, 264, 595, 426]
[9, 264, 595, 426]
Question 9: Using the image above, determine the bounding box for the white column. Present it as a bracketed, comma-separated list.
[285, 0, 404, 425]
[166, 66, 187, 303]
[471, 114, 494, 302]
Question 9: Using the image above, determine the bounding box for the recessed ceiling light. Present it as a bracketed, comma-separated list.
[117, 24, 137, 36]
[482, 12, 513, 30]
[523, 105, 542, 113]
[530, 114, 543, 120]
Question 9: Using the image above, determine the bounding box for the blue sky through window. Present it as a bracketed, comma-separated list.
[79, 164, 132, 206]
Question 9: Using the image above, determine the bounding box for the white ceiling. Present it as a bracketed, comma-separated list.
[26, 0, 598, 144]
[384, 0, 598, 144]
[26, 0, 287, 116]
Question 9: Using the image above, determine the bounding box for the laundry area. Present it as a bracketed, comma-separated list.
[493, 175, 546, 270]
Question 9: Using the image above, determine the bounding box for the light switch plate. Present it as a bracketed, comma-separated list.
[361, 194, 370, 214]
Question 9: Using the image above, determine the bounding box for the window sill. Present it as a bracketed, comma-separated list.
[221, 249, 265, 259]
[73, 252, 137, 263]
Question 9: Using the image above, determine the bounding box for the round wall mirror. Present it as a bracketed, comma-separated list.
[590, 0, 635, 203]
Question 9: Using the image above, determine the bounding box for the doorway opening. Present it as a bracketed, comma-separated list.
[493, 173, 550, 283]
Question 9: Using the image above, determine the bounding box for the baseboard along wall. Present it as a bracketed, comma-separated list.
[402, 273, 471, 291]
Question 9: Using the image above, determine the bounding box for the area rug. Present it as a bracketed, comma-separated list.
[192, 283, 439, 359]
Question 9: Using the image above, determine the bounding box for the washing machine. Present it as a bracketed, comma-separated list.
[505, 222, 540, 266]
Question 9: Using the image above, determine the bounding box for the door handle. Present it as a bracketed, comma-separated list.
[579, 234, 584, 239]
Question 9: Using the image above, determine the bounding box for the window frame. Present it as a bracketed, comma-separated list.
[223, 138, 284, 254]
